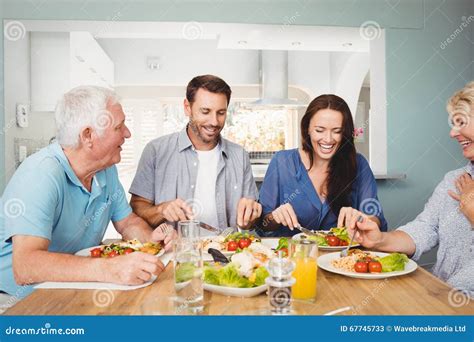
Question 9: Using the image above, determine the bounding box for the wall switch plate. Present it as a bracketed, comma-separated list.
[16, 104, 29, 128]
[19, 145, 27, 162]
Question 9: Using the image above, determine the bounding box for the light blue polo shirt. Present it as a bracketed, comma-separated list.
[0, 142, 132, 297]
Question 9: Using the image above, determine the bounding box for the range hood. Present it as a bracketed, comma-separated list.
[250, 50, 306, 108]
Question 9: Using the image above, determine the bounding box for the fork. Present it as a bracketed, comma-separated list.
[340, 216, 362, 257]
[220, 227, 235, 238]
[158, 222, 174, 235]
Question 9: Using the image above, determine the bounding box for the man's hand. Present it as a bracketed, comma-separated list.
[271, 203, 299, 230]
[347, 216, 384, 249]
[159, 198, 194, 222]
[151, 223, 177, 252]
[103, 252, 166, 285]
[236, 198, 262, 228]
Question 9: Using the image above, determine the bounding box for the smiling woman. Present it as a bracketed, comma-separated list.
[258, 94, 387, 237]
[347, 81, 474, 297]
[448, 81, 474, 160]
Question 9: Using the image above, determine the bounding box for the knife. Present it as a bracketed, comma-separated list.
[295, 225, 320, 237]
[199, 222, 220, 233]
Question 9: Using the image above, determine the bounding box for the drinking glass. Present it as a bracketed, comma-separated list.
[289, 239, 318, 302]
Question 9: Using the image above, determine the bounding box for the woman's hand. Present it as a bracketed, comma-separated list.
[337, 207, 369, 230]
[448, 173, 474, 224]
[347, 216, 384, 249]
[271, 203, 299, 230]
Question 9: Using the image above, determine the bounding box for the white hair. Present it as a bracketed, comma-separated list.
[55, 85, 120, 148]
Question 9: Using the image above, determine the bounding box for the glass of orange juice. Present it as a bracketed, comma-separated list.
[290, 239, 318, 302]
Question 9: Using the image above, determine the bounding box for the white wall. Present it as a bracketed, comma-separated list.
[97, 39, 260, 86]
[98, 38, 367, 113]
[4, 33, 56, 182]
[330, 51, 370, 116]
[288, 51, 331, 98]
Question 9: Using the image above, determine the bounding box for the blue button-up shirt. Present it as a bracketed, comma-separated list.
[259, 149, 387, 236]
[0, 142, 132, 297]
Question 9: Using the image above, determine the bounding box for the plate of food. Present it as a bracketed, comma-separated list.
[202, 232, 261, 258]
[203, 246, 271, 297]
[317, 249, 417, 279]
[75, 239, 165, 258]
[292, 227, 360, 251]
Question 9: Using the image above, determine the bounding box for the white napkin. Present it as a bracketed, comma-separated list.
[35, 252, 173, 291]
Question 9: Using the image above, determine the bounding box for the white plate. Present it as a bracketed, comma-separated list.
[204, 283, 267, 297]
[292, 232, 360, 251]
[317, 251, 417, 279]
[75, 245, 165, 258]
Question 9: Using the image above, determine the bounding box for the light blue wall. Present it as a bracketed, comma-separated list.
[0, 0, 472, 232]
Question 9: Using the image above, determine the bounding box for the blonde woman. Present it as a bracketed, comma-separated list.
[349, 81, 474, 296]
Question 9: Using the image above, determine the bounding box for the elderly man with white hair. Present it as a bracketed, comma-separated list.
[0, 86, 175, 299]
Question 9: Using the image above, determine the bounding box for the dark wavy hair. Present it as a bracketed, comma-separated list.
[300, 94, 357, 215]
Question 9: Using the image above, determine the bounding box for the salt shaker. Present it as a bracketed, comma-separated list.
[265, 251, 295, 315]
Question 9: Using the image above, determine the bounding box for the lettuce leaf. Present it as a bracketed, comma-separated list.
[253, 266, 270, 286]
[203, 265, 220, 285]
[307, 235, 328, 246]
[203, 263, 268, 288]
[276, 238, 289, 250]
[218, 264, 251, 288]
[329, 227, 350, 242]
[378, 253, 409, 272]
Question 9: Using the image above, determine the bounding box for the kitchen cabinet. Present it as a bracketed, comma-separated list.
[30, 32, 114, 111]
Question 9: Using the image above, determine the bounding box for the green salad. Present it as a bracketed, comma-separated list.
[203, 262, 269, 288]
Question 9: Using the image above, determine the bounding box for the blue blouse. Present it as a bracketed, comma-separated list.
[259, 149, 388, 237]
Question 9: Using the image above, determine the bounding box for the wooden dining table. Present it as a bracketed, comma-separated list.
[4, 243, 473, 315]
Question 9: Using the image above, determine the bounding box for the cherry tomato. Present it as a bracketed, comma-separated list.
[359, 256, 373, 263]
[90, 248, 102, 258]
[107, 250, 119, 258]
[339, 240, 349, 246]
[123, 248, 134, 255]
[278, 247, 288, 257]
[368, 261, 382, 273]
[227, 241, 238, 251]
[326, 235, 341, 247]
[354, 261, 369, 273]
[238, 238, 251, 249]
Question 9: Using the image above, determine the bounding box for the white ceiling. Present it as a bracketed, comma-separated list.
[16, 20, 370, 52]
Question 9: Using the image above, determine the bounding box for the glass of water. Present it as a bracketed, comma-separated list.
[174, 220, 204, 313]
